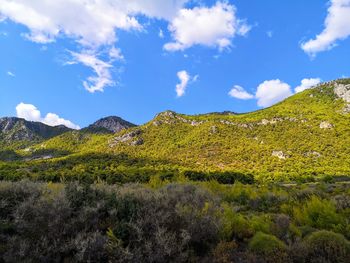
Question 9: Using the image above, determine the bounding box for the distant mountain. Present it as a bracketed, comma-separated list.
[1, 79, 350, 181]
[84, 116, 136, 133]
[0, 117, 71, 146]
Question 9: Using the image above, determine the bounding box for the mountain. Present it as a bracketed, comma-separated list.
[1, 79, 350, 182]
[0, 117, 71, 146]
[83, 116, 136, 133]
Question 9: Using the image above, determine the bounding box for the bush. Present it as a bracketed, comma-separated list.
[294, 230, 350, 263]
[248, 232, 290, 263]
[212, 241, 237, 263]
[293, 196, 346, 232]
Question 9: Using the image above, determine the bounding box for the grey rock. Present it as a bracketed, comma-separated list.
[320, 121, 334, 129]
[272, 151, 288, 160]
[109, 129, 143, 147]
[86, 116, 136, 133]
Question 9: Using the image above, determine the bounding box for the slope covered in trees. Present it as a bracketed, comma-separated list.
[1, 79, 350, 182]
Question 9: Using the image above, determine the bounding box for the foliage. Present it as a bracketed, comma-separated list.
[1, 80, 350, 182]
[248, 232, 289, 263]
[293, 230, 350, 263]
[0, 180, 348, 262]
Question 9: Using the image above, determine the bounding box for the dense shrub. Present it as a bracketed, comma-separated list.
[248, 232, 290, 263]
[293, 196, 346, 233]
[0, 181, 349, 262]
[293, 230, 350, 263]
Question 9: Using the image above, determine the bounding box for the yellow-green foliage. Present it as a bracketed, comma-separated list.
[1, 80, 350, 181]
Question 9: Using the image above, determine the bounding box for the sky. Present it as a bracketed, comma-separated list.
[1, 0, 350, 129]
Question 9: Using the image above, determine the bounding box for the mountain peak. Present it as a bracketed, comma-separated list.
[86, 116, 136, 133]
[0, 117, 72, 143]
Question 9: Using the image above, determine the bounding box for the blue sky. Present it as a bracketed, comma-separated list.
[1, 0, 350, 128]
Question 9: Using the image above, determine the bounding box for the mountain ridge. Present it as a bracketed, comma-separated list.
[1, 79, 350, 182]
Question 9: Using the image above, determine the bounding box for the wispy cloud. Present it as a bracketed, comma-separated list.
[7, 71, 15, 77]
[176, 70, 198, 97]
[67, 51, 115, 93]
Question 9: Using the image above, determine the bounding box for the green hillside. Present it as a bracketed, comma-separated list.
[1, 79, 350, 183]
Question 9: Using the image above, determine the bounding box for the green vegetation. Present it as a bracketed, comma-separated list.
[1, 80, 350, 262]
[1, 80, 350, 182]
[0, 180, 349, 262]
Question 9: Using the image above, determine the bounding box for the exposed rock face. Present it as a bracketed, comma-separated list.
[334, 83, 350, 113]
[320, 121, 334, 129]
[109, 129, 143, 147]
[334, 83, 350, 103]
[272, 151, 287, 160]
[0, 117, 71, 142]
[86, 116, 136, 133]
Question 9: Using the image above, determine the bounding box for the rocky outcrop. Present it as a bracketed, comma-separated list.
[272, 151, 288, 160]
[154, 111, 207, 126]
[320, 121, 334, 129]
[334, 83, 350, 113]
[258, 118, 284, 125]
[85, 116, 136, 133]
[109, 129, 143, 147]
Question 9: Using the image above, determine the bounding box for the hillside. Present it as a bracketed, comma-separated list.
[1, 79, 350, 182]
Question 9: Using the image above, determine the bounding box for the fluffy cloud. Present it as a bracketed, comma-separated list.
[255, 80, 293, 107]
[231, 77, 322, 107]
[295, 78, 322, 93]
[164, 2, 250, 51]
[175, 70, 198, 97]
[228, 85, 254, 100]
[0, 0, 191, 46]
[16, 103, 80, 129]
[0, 0, 192, 92]
[0, 1, 249, 92]
[301, 0, 350, 55]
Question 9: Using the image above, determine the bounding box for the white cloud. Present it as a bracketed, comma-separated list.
[0, 0, 192, 46]
[0, 0, 158, 46]
[159, 29, 164, 38]
[16, 102, 80, 129]
[231, 77, 322, 107]
[175, 70, 198, 97]
[301, 0, 350, 55]
[266, 31, 273, 38]
[228, 85, 254, 100]
[295, 78, 322, 93]
[109, 47, 124, 61]
[255, 80, 293, 107]
[68, 51, 114, 93]
[176, 70, 190, 97]
[0, 1, 250, 92]
[164, 2, 250, 51]
[7, 71, 15, 77]
[0, 0, 192, 92]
